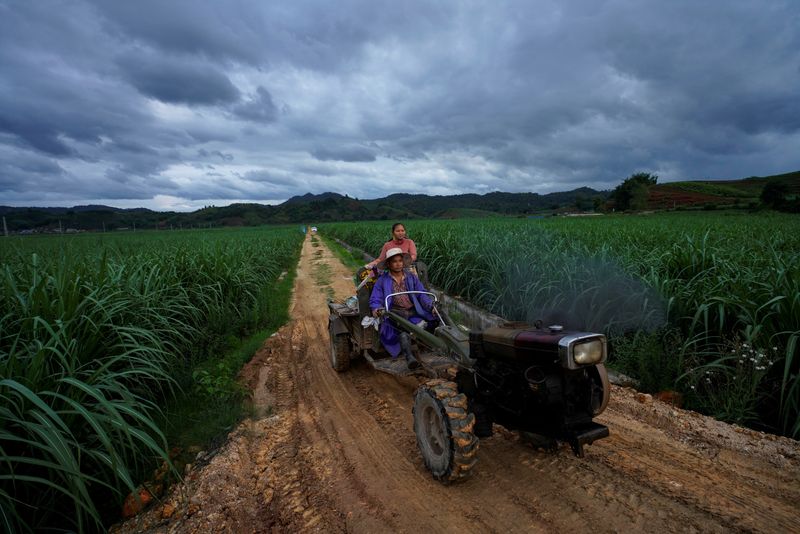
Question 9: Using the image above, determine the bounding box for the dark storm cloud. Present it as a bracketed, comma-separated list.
[232, 87, 279, 123]
[0, 3, 195, 185]
[88, 1, 263, 65]
[0, 148, 65, 191]
[241, 171, 298, 186]
[88, 1, 440, 71]
[175, 171, 299, 202]
[1, 0, 799, 209]
[0, 116, 75, 156]
[311, 146, 377, 163]
[117, 52, 240, 105]
[198, 149, 234, 162]
[360, 0, 800, 182]
[103, 167, 179, 197]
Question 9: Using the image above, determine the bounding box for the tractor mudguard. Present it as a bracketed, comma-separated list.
[329, 315, 350, 336]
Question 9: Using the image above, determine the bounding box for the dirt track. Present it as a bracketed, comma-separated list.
[118, 233, 800, 533]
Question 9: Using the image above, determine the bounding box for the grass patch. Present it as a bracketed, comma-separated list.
[160, 329, 262, 455]
[667, 181, 755, 198]
[312, 262, 333, 287]
[312, 262, 336, 300]
[320, 234, 365, 271]
[163, 259, 296, 448]
[608, 329, 683, 392]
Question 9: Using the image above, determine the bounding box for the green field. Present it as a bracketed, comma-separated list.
[662, 181, 756, 198]
[3, 213, 798, 530]
[323, 213, 800, 438]
[0, 227, 303, 531]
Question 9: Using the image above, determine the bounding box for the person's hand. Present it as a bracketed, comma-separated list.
[372, 308, 383, 318]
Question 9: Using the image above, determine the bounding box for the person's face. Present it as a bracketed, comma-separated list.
[388, 254, 404, 273]
[392, 225, 406, 241]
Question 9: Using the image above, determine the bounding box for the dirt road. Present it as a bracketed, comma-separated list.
[118, 234, 800, 533]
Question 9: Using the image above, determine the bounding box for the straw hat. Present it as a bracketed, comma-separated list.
[377, 247, 412, 271]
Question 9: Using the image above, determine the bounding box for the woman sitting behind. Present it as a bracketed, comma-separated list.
[369, 248, 435, 370]
[365, 222, 417, 270]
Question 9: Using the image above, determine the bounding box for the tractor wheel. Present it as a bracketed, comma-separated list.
[329, 323, 351, 372]
[413, 379, 479, 483]
[588, 363, 610, 416]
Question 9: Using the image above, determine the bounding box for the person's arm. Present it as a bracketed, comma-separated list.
[369, 276, 385, 317]
[366, 242, 390, 269]
[408, 239, 417, 261]
[410, 275, 433, 311]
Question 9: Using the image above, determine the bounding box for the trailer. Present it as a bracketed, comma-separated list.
[327, 262, 459, 377]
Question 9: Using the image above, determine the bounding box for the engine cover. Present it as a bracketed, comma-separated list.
[476, 322, 571, 361]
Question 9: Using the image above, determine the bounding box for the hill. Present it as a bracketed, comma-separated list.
[3, 169, 798, 232]
[648, 170, 800, 210]
[0, 187, 605, 232]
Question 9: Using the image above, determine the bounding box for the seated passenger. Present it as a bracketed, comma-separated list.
[369, 247, 436, 370]
[365, 222, 417, 270]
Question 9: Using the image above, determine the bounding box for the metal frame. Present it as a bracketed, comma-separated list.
[382, 291, 451, 327]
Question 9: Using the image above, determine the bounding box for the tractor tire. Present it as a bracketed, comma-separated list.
[413, 379, 479, 483]
[329, 323, 351, 372]
[589, 363, 610, 416]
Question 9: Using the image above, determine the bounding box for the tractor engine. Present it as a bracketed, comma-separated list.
[456, 322, 610, 456]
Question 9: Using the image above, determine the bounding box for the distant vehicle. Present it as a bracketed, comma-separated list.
[310, 226, 318, 233]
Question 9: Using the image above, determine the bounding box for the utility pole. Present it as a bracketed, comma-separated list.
[2, 216, 7, 237]
[59, 219, 63, 234]
[102, 221, 106, 233]
[133, 222, 136, 232]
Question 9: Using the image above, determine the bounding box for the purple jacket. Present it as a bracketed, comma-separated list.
[369, 271, 435, 357]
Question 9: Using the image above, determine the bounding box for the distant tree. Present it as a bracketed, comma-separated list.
[611, 172, 658, 211]
[760, 181, 789, 209]
[592, 196, 606, 212]
[574, 193, 593, 211]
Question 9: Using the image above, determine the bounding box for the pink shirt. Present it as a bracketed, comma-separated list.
[368, 238, 417, 268]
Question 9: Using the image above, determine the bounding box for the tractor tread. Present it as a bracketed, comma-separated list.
[413, 379, 480, 484]
[329, 324, 351, 372]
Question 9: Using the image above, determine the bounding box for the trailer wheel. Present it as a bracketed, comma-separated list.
[329, 322, 351, 372]
[589, 363, 610, 416]
[413, 379, 479, 483]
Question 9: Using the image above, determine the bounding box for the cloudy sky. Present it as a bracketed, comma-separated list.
[1, 1, 798, 210]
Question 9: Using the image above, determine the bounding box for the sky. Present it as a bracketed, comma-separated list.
[1, 1, 799, 211]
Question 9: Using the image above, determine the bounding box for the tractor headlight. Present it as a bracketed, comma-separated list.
[558, 334, 607, 370]
[574, 340, 604, 365]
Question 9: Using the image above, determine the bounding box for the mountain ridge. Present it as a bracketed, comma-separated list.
[2, 169, 797, 232]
